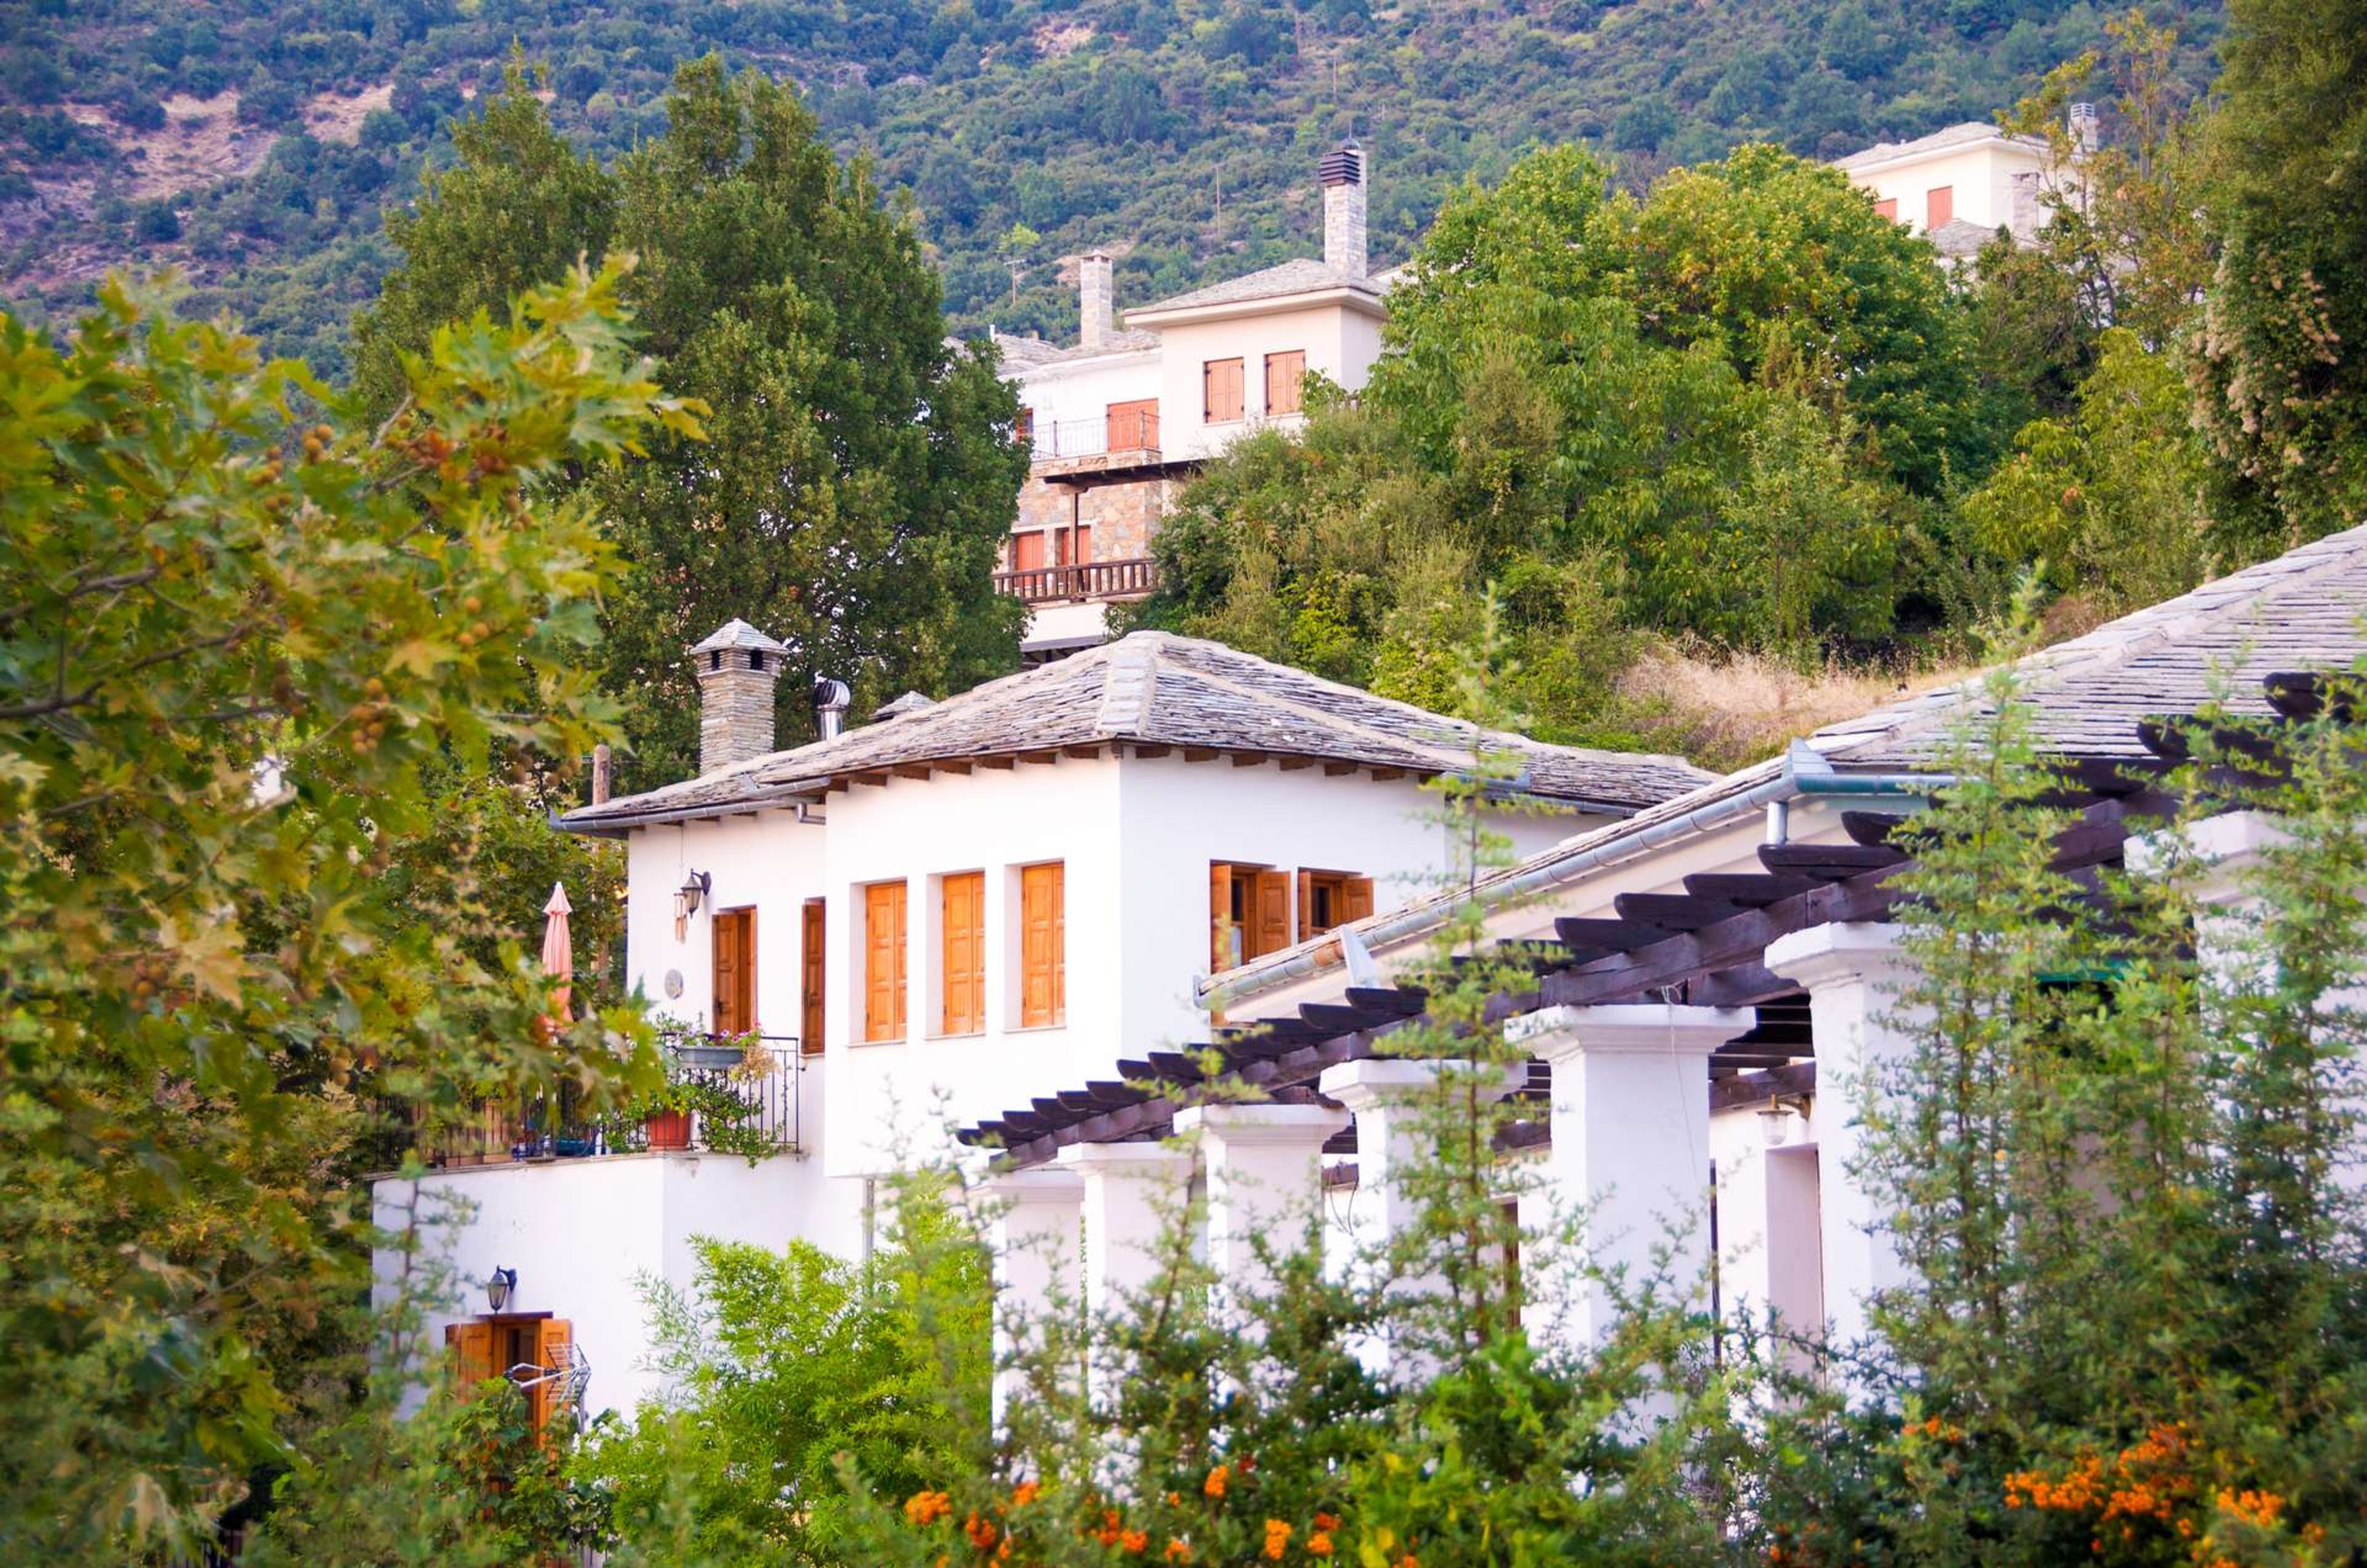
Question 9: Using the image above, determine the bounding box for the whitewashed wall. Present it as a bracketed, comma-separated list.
[1845, 141, 2051, 233]
[1008, 347, 1162, 446]
[1149, 301, 1388, 462]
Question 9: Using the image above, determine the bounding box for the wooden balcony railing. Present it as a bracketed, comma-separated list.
[994, 556, 1159, 605]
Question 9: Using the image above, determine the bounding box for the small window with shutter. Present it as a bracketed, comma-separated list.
[1873, 196, 1899, 221]
[799, 899, 825, 1055]
[1209, 862, 1294, 971]
[1203, 357, 1245, 423]
[1925, 186, 1953, 227]
[1019, 862, 1065, 1027]
[1264, 350, 1306, 417]
[712, 907, 755, 1037]
[862, 881, 907, 1042]
[1294, 868, 1375, 942]
[939, 871, 985, 1035]
[446, 1312, 576, 1436]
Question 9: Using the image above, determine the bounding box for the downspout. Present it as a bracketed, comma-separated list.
[1206, 741, 1955, 1007]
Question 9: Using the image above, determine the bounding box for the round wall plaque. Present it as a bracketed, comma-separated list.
[662, 968, 685, 1000]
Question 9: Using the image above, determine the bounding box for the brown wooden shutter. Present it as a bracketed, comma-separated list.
[1020, 862, 1065, 1027]
[864, 882, 906, 1041]
[1209, 862, 1233, 971]
[1264, 350, 1305, 416]
[712, 909, 750, 1035]
[1344, 876, 1375, 925]
[941, 872, 984, 1034]
[800, 899, 825, 1055]
[448, 1320, 495, 1387]
[531, 1318, 573, 1434]
[1253, 870, 1291, 960]
[1295, 870, 1315, 943]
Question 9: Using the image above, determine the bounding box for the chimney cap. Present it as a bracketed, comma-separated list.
[874, 690, 936, 721]
[1318, 137, 1364, 188]
[692, 618, 788, 656]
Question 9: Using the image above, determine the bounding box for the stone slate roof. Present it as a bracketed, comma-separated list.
[1831, 121, 2046, 171]
[992, 329, 1160, 372]
[1928, 217, 1999, 259]
[1130, 257, 1384, 317]
[560, 631, 1713, 835]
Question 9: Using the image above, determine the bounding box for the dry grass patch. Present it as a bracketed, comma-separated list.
[303, 83, 393, 145]
[1619, 642, 1980, 774]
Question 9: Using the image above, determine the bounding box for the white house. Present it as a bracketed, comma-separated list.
[373, 624, 1709, 1416]
[966, 522, 2367, 1389]
[1833, 107, 2090, 264]
[993, 139, 1394, 658]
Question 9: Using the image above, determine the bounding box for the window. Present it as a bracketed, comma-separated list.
[1209, 861, 1292, 970]
[1012, 531, 1045, 573]
[448, 1314, 574, 1434]
[862, 881, 907, 1042]
[1873, 196, 1899, 222]
[941, 872, 985, 1035]
[1203, 357, 1245, 423]
[1016, 407, 1035, 448]
[799, 899, 825, 1055]
[1020, 862, 1066, 1027]
[1264, 350, 1306, 417]
[713, 907, 755, 1037]
[1106, 398, 1158, 449]
[1295, 869, 1375, 941]
[1925, 185, 1953, 227]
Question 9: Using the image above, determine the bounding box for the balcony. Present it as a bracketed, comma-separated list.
[1029, 409, 1163, 478]
[385, 1035, 806, 1170]
[994, 556, 1159, 605]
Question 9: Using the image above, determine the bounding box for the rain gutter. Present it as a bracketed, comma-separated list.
[1202, 741, 1956, 1008]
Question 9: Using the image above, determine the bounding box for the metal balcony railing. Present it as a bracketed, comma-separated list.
[993, 556, 1159, 605]
[388, 1035, 805, 1169]
[1029, 409, 1159, 463]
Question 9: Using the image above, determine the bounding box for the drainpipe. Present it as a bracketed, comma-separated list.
[1204, 741, 1955, 1007]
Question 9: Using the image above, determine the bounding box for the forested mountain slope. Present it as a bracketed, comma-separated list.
[2, 0, 2220, 374]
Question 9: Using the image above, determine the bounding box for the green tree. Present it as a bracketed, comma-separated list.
[354, 59, 1027, 790]
[0, 262, 688, 1557]
[2189, 0, 2367, 549]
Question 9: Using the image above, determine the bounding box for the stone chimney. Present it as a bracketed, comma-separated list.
[690, 619, 788, 775]
[1079, 250, 1114, 351]
[2068, 101, 2099, 155]
[2009, 170, 2040, 238]
[1318, 137, 1367, 279]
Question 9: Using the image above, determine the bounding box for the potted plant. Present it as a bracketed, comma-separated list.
[640, 1081, 695, 1151]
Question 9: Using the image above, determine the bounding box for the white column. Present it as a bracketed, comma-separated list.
[1055, 1141, 1196, 1317]
[1765, 921, 1924, 1378]
[1173, 1104, 1347, 1320]
[974, 1166, 1082, 1429]
[1319, 1058, 1524, 1380]
[1709, 1104, 1825, 1377]
[1507, 1003, 1747, 1351]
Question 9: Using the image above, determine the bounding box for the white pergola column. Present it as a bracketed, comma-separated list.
[974, 1166, 1082, 1429]
[1707, 1105, 1826, 1377]
[1173, 1104, 1347, 1320]
[1319, 1058, 1525, 1379]
[1055, 1141, 1196, 1317]
[1764, 921, 1924, 1379]
[1507, 1003, 1748, 1351]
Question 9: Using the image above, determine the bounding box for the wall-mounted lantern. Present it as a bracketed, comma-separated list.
[674, 870, 713, 941]
[1757, 1096, 1807, 1148]
[486, 1265, 518, 1314]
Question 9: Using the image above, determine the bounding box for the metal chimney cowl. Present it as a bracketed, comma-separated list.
[812, 676, 852, 741]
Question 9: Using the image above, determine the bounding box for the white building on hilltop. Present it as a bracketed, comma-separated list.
[992, 139, 1394, 659]
[374, 626, 1707, 1416]
[1833, 105, 2091, 264]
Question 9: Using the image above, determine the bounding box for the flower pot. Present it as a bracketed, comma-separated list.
[675, 1044, 744, 1070]
[644, 1109, 692, 1150]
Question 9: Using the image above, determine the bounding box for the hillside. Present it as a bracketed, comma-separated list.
[3, 0, 2222, 374]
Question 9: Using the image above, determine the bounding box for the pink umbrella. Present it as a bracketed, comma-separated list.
[541, 881, 574, 1024]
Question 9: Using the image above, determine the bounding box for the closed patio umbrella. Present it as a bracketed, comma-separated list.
[541, 881, 574, 1023]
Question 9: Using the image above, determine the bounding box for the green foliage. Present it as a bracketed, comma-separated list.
[2189, 0, 2367, 547]
[0, 0, 2226, 371]
[0, 261, 687, 1556]
[577, 1191, 992, 1565]
[360, 61, 1027, 790]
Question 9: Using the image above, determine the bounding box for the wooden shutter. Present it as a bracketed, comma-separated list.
[1926, 186, 1952, 227]
[448, 1320, 495, 1387]
[1013, 531, 1045, 573]
[1253, 869, 1291, 960]
[1106, 398, 1158, 450]
[1873, 196, 1899, 221]
[800, 899, 825, 1055]
[1021, 862, 1065, 1027]
[1209, 862, 1235, 970]
[1203, 357, 1243, 422]
[1264, 350, 1305, 416]
[941, 872, 984, 1034]
[1344, 875, 1375, 925]
[1295, 870, 1316, 943]
[713, 909, 754, 1036]
[531, 1318, 573, 1434]
[864, 881, 906, 1041]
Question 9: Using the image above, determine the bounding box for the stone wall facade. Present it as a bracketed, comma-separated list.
[1010, 473, 1182, 568]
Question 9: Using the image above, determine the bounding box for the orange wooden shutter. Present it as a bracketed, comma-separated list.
[1873, 196, 1899, 221]
[448, 1320, 495, 1387]
[531, 1318, 573, 1434]
[1013, 531, 1045, 573]
[1209, 862, 1233, 970]
[800, 899, 825, 1055]
[1926, 186, 1953, 226]
[1344, 876, 1375, 925]
[941, 872, 984, 1034]
[1106, 398, 1158, 449]
[1203, 358, 1244, 422]
[1253, 870, 1291, 960]
[864, 882, 906, 1041]
[1021, 862, 1065, 1027]
[1264, 350, 1305, 415]
[1295, 869, 1315, 943]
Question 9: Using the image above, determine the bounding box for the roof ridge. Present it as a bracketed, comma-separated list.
[1094, 633, 1163, 735]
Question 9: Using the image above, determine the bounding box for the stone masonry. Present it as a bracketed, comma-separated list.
[690, 619, 788, 775]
